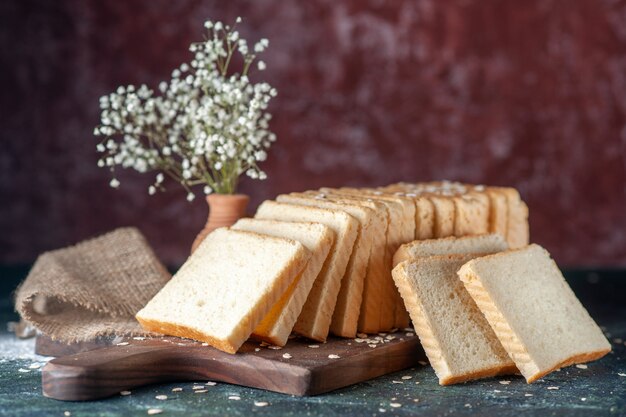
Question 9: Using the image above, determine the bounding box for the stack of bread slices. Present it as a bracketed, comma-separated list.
[136, 180, 609, 384]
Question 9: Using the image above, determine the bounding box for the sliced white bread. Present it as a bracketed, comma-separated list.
[479, 186, 508, 238]
[255, 201, 358, 342]
[392, 255, 517, 385]
[458, 244, 611, 383]
[486, 187, 529, 249]
[306, 191, 390, 334]
[136, 228, 310, 354]
[393, 234, 509, 268]
[231, 219, 335, 346]
[275, 193, 373, 338]
[320, 188, 412, 331]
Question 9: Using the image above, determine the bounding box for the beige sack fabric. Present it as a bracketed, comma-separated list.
[15, 227, 171, 343]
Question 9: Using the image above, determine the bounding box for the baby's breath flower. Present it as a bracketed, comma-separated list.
[186, 192, 195, 202]
[94, 18, 275, 199]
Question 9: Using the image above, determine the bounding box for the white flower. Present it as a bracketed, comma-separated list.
[94, 18, 276, 200]
[204, 185, 212, 194]
[148, 186, 156, 195]
[236, 16, 242, 23]
[110, 178, 120, 188]
[186, 192, 195, 202]
[204, 21, 213, 29]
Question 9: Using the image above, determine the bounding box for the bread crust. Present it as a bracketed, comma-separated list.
[136, 316, 239, 354]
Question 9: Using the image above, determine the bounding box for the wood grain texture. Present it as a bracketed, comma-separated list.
[41, 331, 425, 401]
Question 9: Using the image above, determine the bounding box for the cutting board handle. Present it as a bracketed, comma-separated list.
[42, 343, 216, 401]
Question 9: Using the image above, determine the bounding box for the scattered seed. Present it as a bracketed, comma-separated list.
[228, 395, 241, 400]
[494, 390, 502, 393]
[192, 385, 205, 390]
[155, 395, 167, 400]
[619, 373, 626, 377]
[328, 354, 340, 359]
[308, 345, 319, 349]
[17, 369, 30, 373]
[254, 348, 260, 352]
[385, 335, 396, 341]
[414, 381, 420, 385]
[147, 409, 162, 415]
[120, 390, 131, 396]
[28, 363, 41, 369]
[418, 361, 428, 366]
[581, 398, 587, 401]
[116, 342, 129, 346]
[282, 353, 292, 359]
[499, 380, 511, 385]
[525, 393, 533, 397]
[392, 381, 403, 384]
[194, 390, 208, 393]
[268, 346, 282, 350]
[547, 386, 559, 390]
[357, 333, 368, 338]
[254, 401, 269, 407]
[201, 343, 209, 346]
[401, 376, 412, 380]
[378, 333, 387, 336]
[405, 332, 415, 337]
[172, 387, 182, 392]
[133, 337, 145, 340]
[403, 327, 413, 332]
[378, 408, 386, 413]
[206, 381, 217, 386]
[64, 412, 71, 416]
[464, 403, 471, 408]
[354, 338, 365, 343]
[368, 344, 377, 348]
[390, 403, 401, 408]
[576, 364, 588, 369]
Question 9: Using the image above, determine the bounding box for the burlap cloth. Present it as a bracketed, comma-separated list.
[15, 227, 171, 343]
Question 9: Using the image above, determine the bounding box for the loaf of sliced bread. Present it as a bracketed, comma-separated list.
[275, 193, 373, 338]
[136, 228, 310, 354]
[392, 255, 517, 385]
[321, 188, 413, 331]
[393, 234, 508, 267]
[458, 244, 611, 382]
[306, 191, 390, 334]
[231, 219, 335, 346]
[255, 201, 358, 342]
[488, 187, 529, 248]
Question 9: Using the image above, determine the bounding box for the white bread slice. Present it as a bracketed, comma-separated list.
[231, 219, 335, 346]
[392, 255, 517, 385]
[380, 184, 436, 240]
[306, 191, 389, 334]
[275, 193, 373, 338]
[458, 244, 611, 382]
[491, 187, 529, 249]
[320, 188, 413, 331]
[393, 234, 508, 267]
[479, 187, 508, 238]
[136, 228, 310, 354]
[255, 201, 358, 341]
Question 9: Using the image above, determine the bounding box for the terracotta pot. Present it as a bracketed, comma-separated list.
[191, 193, 250, 253]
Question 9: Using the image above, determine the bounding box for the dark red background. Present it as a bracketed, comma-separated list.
[1, 0, 625, 267]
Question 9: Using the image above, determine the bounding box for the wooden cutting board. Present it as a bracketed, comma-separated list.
[41, 331, 425, 401]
